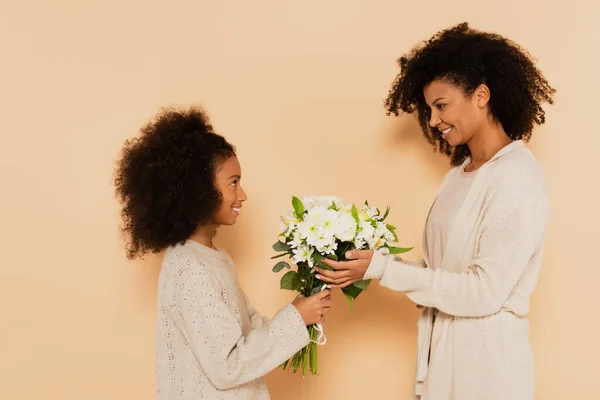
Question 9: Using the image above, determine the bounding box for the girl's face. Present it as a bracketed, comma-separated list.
[211, 155, 247, 226]
[423, 78, 491, 147]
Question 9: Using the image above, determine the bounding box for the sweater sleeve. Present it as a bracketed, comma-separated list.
[243, 292, 270, 329]
[177, 268, 310, 390]
[364, 194, 549, 317]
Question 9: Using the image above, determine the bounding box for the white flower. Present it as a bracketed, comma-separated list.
[354, 237, 366, 250]
[297, 206, 326, 240]
[335, 213, 357, 242]
[280, 211, 299, 237]
[310, 234, 338, 254]
[377, 247, 390, 255]
[302, 196, 343, 211]
[288, 229, 304, 249]
[353, 220, 373, 249]
[357, 220, 375, 240]
[366, 235, 380, 250]
[362, 204, 379, 219]
[321, 208, 339, 237]
[292, 244, 314, 267]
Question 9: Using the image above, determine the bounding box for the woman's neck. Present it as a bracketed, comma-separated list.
[466, 122, 512, 170]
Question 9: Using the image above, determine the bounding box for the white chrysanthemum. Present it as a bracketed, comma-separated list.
[292, 244, 314, 267]
[321, 209, 339, 237]
[354, 237, 366, 250]
[308, 234, 337, 254]
[354, 220, 374, 249]
[297, 207, 325, 240]
[335, 212, 357, 242]
[288, 229, 304, 249]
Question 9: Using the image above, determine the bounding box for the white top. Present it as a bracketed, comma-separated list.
[156, 240, 310, 399]
[426, 165, 478, 270]
[365, 140, 550, 399]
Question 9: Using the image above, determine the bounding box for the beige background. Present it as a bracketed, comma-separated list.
[1, 0, 599, 399]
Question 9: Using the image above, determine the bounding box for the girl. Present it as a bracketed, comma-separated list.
[114, 106, 332, 399]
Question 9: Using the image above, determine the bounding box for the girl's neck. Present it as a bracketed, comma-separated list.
[189, 223, 218, 250]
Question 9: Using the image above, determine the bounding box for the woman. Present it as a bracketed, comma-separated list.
[114, 106, 332, 399]
[315, 22, 555, 399]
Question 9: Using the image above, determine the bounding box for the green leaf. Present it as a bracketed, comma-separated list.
[292, 196, 304, 218]
[280, 271, 301, 291]
[388, 246, 414, 254]
[270, 252, 288, 259]
[382, 206, 390, 221]
[272, 241, 291, 252]
[272, 261, 291, 272]
[312, 253, 333, 271]
[386, 224, 399, 242]
[351, 204, 360, 224]
[344, 292, 354, 313]
[311, 285, 326, 295]
[342, 284, 362, 299]
[353, 279, 371, 290]
[325, 253, 338, 261]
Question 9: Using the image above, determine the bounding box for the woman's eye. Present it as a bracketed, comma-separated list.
[437, 104, 446, 110]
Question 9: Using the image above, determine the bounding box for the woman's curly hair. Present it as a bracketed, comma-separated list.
[114, 106, 235, 259]
[384, 22, 556, 166]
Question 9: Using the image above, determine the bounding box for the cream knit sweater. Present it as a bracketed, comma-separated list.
[156, 240, 310, 399]
[365, 140, 549, 399]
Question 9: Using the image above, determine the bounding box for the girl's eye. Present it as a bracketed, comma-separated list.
[437, 104, 446, 110]
[231, 180, 238, 187]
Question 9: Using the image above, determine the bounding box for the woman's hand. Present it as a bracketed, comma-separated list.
[314, 250, 375, 288]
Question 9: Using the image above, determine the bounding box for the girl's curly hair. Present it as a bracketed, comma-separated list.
[384, 22, 556, 166]
[114, 106, 235, 259]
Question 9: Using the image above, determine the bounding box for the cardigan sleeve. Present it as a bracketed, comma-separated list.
[176, 268, 310, 390]
[364, 194, 549, 317]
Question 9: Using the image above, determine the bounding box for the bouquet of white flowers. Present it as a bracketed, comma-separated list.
[272, 196, 412, 376]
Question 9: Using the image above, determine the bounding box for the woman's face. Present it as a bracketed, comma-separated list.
[423, 79, 491, 147]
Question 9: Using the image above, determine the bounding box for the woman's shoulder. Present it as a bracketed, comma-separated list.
[487, 143, 547, 198]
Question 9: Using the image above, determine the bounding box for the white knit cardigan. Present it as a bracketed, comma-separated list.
[365, 140, 549, 400]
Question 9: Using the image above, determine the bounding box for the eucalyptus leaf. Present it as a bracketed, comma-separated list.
[272, 261, 291, 272]
[272, 241, 291, 252]
[280, 271, 301, 291]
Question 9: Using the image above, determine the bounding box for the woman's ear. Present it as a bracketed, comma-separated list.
[475, 84, 491, 108]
